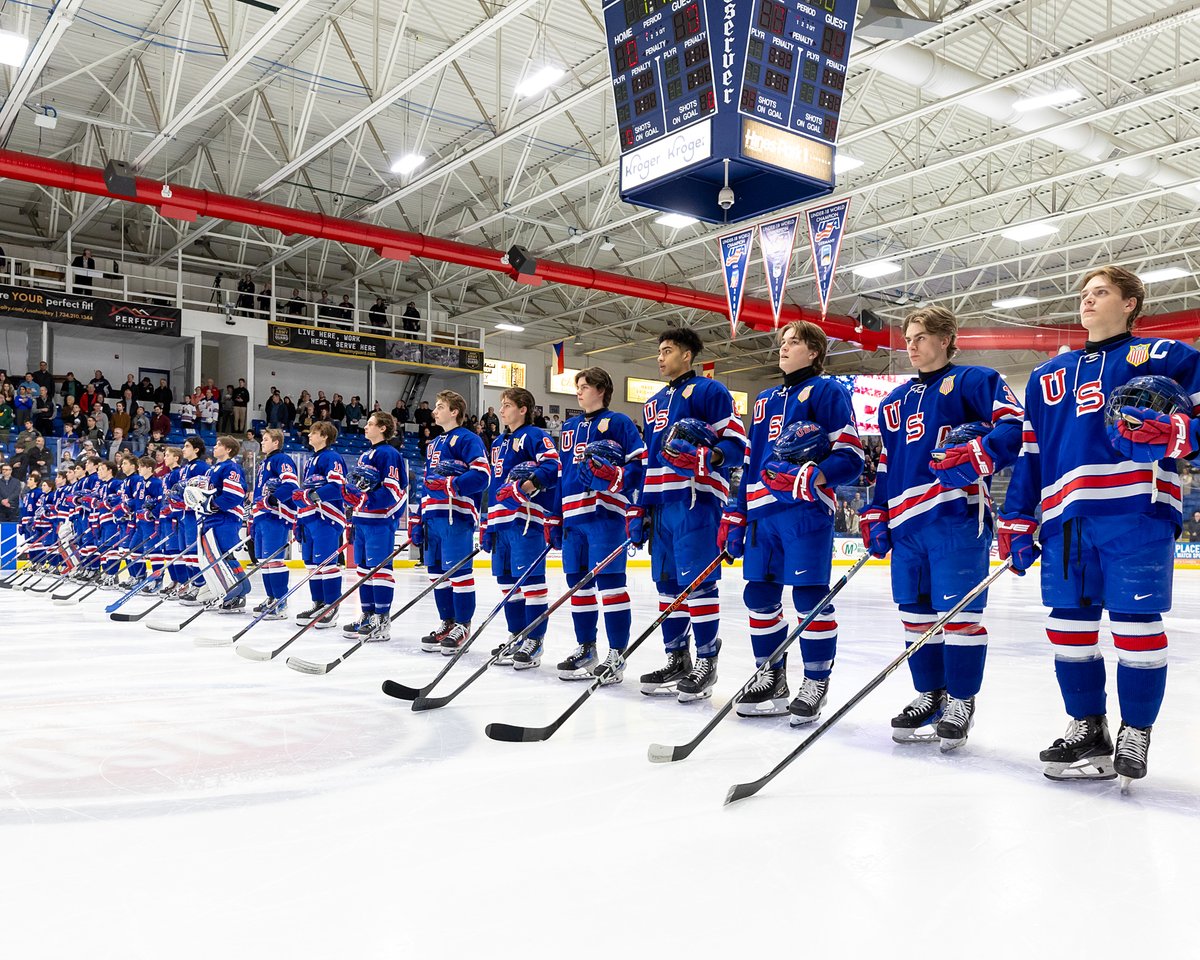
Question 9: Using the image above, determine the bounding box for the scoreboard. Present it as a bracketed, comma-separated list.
[603, 0, 858, 224]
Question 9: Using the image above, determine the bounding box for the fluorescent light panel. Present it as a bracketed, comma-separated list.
[516, 66, 564, 98]
[655, 213, 699, 228]
[1013, 88, 1082, 112]
[1000, 221, 1058, 242]
[992, 296, 1038, 309]
[0, 29, 29, 66]
[390, 154, 425, 175]
[834, 154, 864, 174]
[852, 260, 902, 279]
[495, 322, 525, 332]
[1140, 266, 1190, 283]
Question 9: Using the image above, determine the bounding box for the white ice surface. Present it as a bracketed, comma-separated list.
[3, 564, 1199, 959]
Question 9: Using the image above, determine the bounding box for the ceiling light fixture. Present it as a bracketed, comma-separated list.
[992, 295, 1039, 309]
[516, 66, 564, 98]
[834, 154, 864, 174]
[495, 322, 525, 333]
[852, 260, 902, 279]
[1014, 88, 1082, 112]
[999, 221, 1058, 242]
[655, 213, 699, 229]
[1139, 266, 1190, 283]
[390, 154, 425, 175]
[0, 30, 29, 66]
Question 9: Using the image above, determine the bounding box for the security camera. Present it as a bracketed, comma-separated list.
[717, 186, 735, 211]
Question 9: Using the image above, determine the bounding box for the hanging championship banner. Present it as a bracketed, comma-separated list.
[718, 228, 756, 338]
[805, 197, 851, 317]
[758, 213, 799, 326]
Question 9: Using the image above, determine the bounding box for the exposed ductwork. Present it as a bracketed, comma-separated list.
[1, 147, 1197, 355]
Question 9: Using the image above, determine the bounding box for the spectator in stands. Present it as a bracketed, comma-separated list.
[153, 377, 173, 413]
[92, 404, 109, 438]
[78, 382, 98, 415]
[59, 372, 82, 405]
[1186, 510, 1200, 542]
[204, 378, 219, 401]
[285, 289, 305, 316]
[315, 290, 333, 323]
[418, 424, 433, 457]
[0, 462, 20, 522]
[296, 401, 315, 432]
[119, 374, 137, 399]
[33, 387, 55, 436]
[198, 392, 219, 432]
[83, 416, 103, 444]
[264, 388, 284, 428]
[330, 393, 346, 426]
[110, 400, 131, 437]
[313, 390, 330, 421]
[107, 427, 132, 459]
[178, 396, 196, 434]
[391, 399, 409, 433]
[61, 401, 83, 434]
[402, 300, 421, 333]
[28, 436, 50, 477]
[30, 361, 53, 395]
[414, 400, 433, 431]
[297, 389, 312, 409]
[71, 248, 96, 294]
[237, 273, 255, 317]
[131, 405, 150, 454]
[258, 283, 272, 318]
[89, 370, 112, 399]
[136, 376, 155, 405]
[345, 396, 365, 434]
[282, 395, 296, 429]
[482, 405, 499, 438]
[218, 386, 235, 432]
[150, 405, 170, 436]
[13, 384, 34, 423]
[338, 294, 354, 323]
[232, 378, 250, 432]
[368, 296, 388, 330]
[0, 399, 12, 448]
[241, 430, 261, 463]
[16, 419, 39, 447]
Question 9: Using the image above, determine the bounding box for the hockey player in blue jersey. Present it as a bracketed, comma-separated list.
[159, 447, 186, 596]
[135, 456, 164, 587]
[719, 321, 865, 721]
[175, 437, 209, 603]
[484, 387, 561, 669]
[554, 367, 646, 683]
[251, 428, 299, 620]
[412, 390, 491, 654]
[862, 306, 1022, 749]
[290, 422, 347, 629]
[117, 454, 146, 584]
[1000, 265, 1200, 785]
[190, 435, 251, 613]
[341, 412, 407, 642]
[638, 327, 748, 702]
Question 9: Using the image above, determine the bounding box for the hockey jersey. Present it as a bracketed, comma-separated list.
[487, 424, 561, 532]
[206, 458, 247, 524]
[870, 363, 1023, 534]
[559, 409, 647, 524]
[641, 371, 747, 506]
[253, 451, 300, 523]
[421, 426, 490, 525]
[121, 472, 146, 526]
[739, 369, 864, 527]
[1004, 332, 1200, 539]
[297, 449, 347, 528]
[351, 442, 407, 525]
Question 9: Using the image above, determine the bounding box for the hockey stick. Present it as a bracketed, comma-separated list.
[107, 533, 230, 621]
[286, 546, 480, 675]
[647, 552, 871, 763]
[410, 537, 634, 712]
[101, 531, 193, 615]
[724, 558, 1013, 806]
[0, 529, 58, 588]
[25, 526, 125, 594]
[53, 526, 166, 602]
[237, 540, 411, 662]
[196, 540, 351, 648]
[381, 544, 553, 701]
[484, 549, 731, 742]
[146, 536, 292, 633]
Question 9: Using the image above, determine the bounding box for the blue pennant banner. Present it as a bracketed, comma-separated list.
[805, 198, 852, 317]
[758, 214, 800, 327]
[718, 228, 756, 338]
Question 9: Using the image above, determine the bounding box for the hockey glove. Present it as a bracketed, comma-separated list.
[408, 517, 424, 548]
[290, 489, 311, 508]
[661, 439, 716, 478]
[423, 474, 453, 495]
[761, 460, 820, 503]
[1109, 407, 1198, 462]
[930, 437, 995, 488]
[544, 516, 563, 550]
[342, 486, 365, 511]
[584, 458, 623, 493]
[625, 505, 648, 548]
[997, 515, 1039, 576]
[717, 509, 746, 560]
[858, 506, 892, 559]
[495, 480, 532, 508]
[480, 521, 494, 553]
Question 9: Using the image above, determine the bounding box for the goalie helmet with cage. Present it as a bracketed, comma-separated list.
[582, 439, 625, 472]
[1104, 375, 1193, 429]
[348, 463, 382, 492]
[771, 420, 831, 465]
[663, 417, 719, 458]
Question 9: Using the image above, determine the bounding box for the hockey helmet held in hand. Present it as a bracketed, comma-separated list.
[771, 420, 831, 465]
[505, 461, 539, 485]
[582, 439, 625, 469]
[348, 463, 382, 492]
[302, 473, 327, 491]
[931, 421, 993, 461]
[664, 417, 719, 456]
[430, 457, 469, 478]
[262, 477, 281, 496]
[1104, 375, 1193, 428]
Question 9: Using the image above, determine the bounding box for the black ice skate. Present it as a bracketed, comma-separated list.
[639, 648, 692, 696]
[595, 649, 626, 686]
[420, 618, 454, 653]
[491, 633, 520, 666]
[295, 603, 323, 622]
[439, 622, 470, 655]
[557, 642, 598, 680]
[1040, 715, 1117, 781]
[513, 634, 543, 670]
[676, 654, 718, 703]
[788, 677, 829, 726]
[936, 695, 976, 752]
[1114, 722, 1152, 790]
[735, 664, 789, 717]
[891, 688, 947, 743]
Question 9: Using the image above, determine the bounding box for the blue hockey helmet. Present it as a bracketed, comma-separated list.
[430, 458, 469, 478]
[262, 477, 282, 495]
[505, 461, 538, 485]
[664, 417, 719, 456]
[939, 421, 993, 449]
[1104, 375, 1193, 428]
[348, 462, 382, 492]
[582, 439, 625, 470]
[771, 420, 831, 465]
[302, 473, 327, 491]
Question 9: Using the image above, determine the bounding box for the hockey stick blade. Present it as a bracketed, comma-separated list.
[110, 599, 165, 622]
[381, 679, 424, 701]
[146, 608, 208, 632]
[194, 633, 236, 648]
[484, 720, 559, 743]
[236, 642, 283, 661]
[724, 777, 770, 806]
[284, 656, 332, 675]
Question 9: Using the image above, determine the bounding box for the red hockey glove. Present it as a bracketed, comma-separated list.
[1109, 408, 1198, 462]
[997, 515, 1039, 576]
[930, 438, 995, 489]
[858, 506, 891, 559]
[717, 509, 746, 560]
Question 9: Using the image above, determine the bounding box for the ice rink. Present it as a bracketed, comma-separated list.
[4, 561, 1199, 959]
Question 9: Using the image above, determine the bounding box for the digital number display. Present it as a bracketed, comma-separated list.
[799, 82, 815, 104]
[803, 59, 819, 81]
[617, 103, 631, 124]
[687, 64, 712, 90]
[673, 2, 701, 41]
[700, 88, 715, 115]
[665, 56, 680, 78]
[741, 87, 758, 112]
[744, 61, 761, 84]
[822, 66, 845, 91]
[768, 47, 793, 71]
[614, 81, 628, 103]
[621, 126, 634, 148]
[757, 0, 787, 35]
[764, 69, 790, 94]
[614, 37, 638, 72]
[748, 37, 764, 60]
[624, 0, 665, 27]
[684, 40, 709, 68]
[822, 115, 838, 140]
[818, 90, 841, 111]
[632, 71, 655, 94]
[821, 25, 847, 59]
[668, 78, 682, 100]
[635, 90, 658, 116]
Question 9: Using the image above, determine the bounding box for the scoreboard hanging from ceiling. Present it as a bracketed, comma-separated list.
[603, 0, 858, 224]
